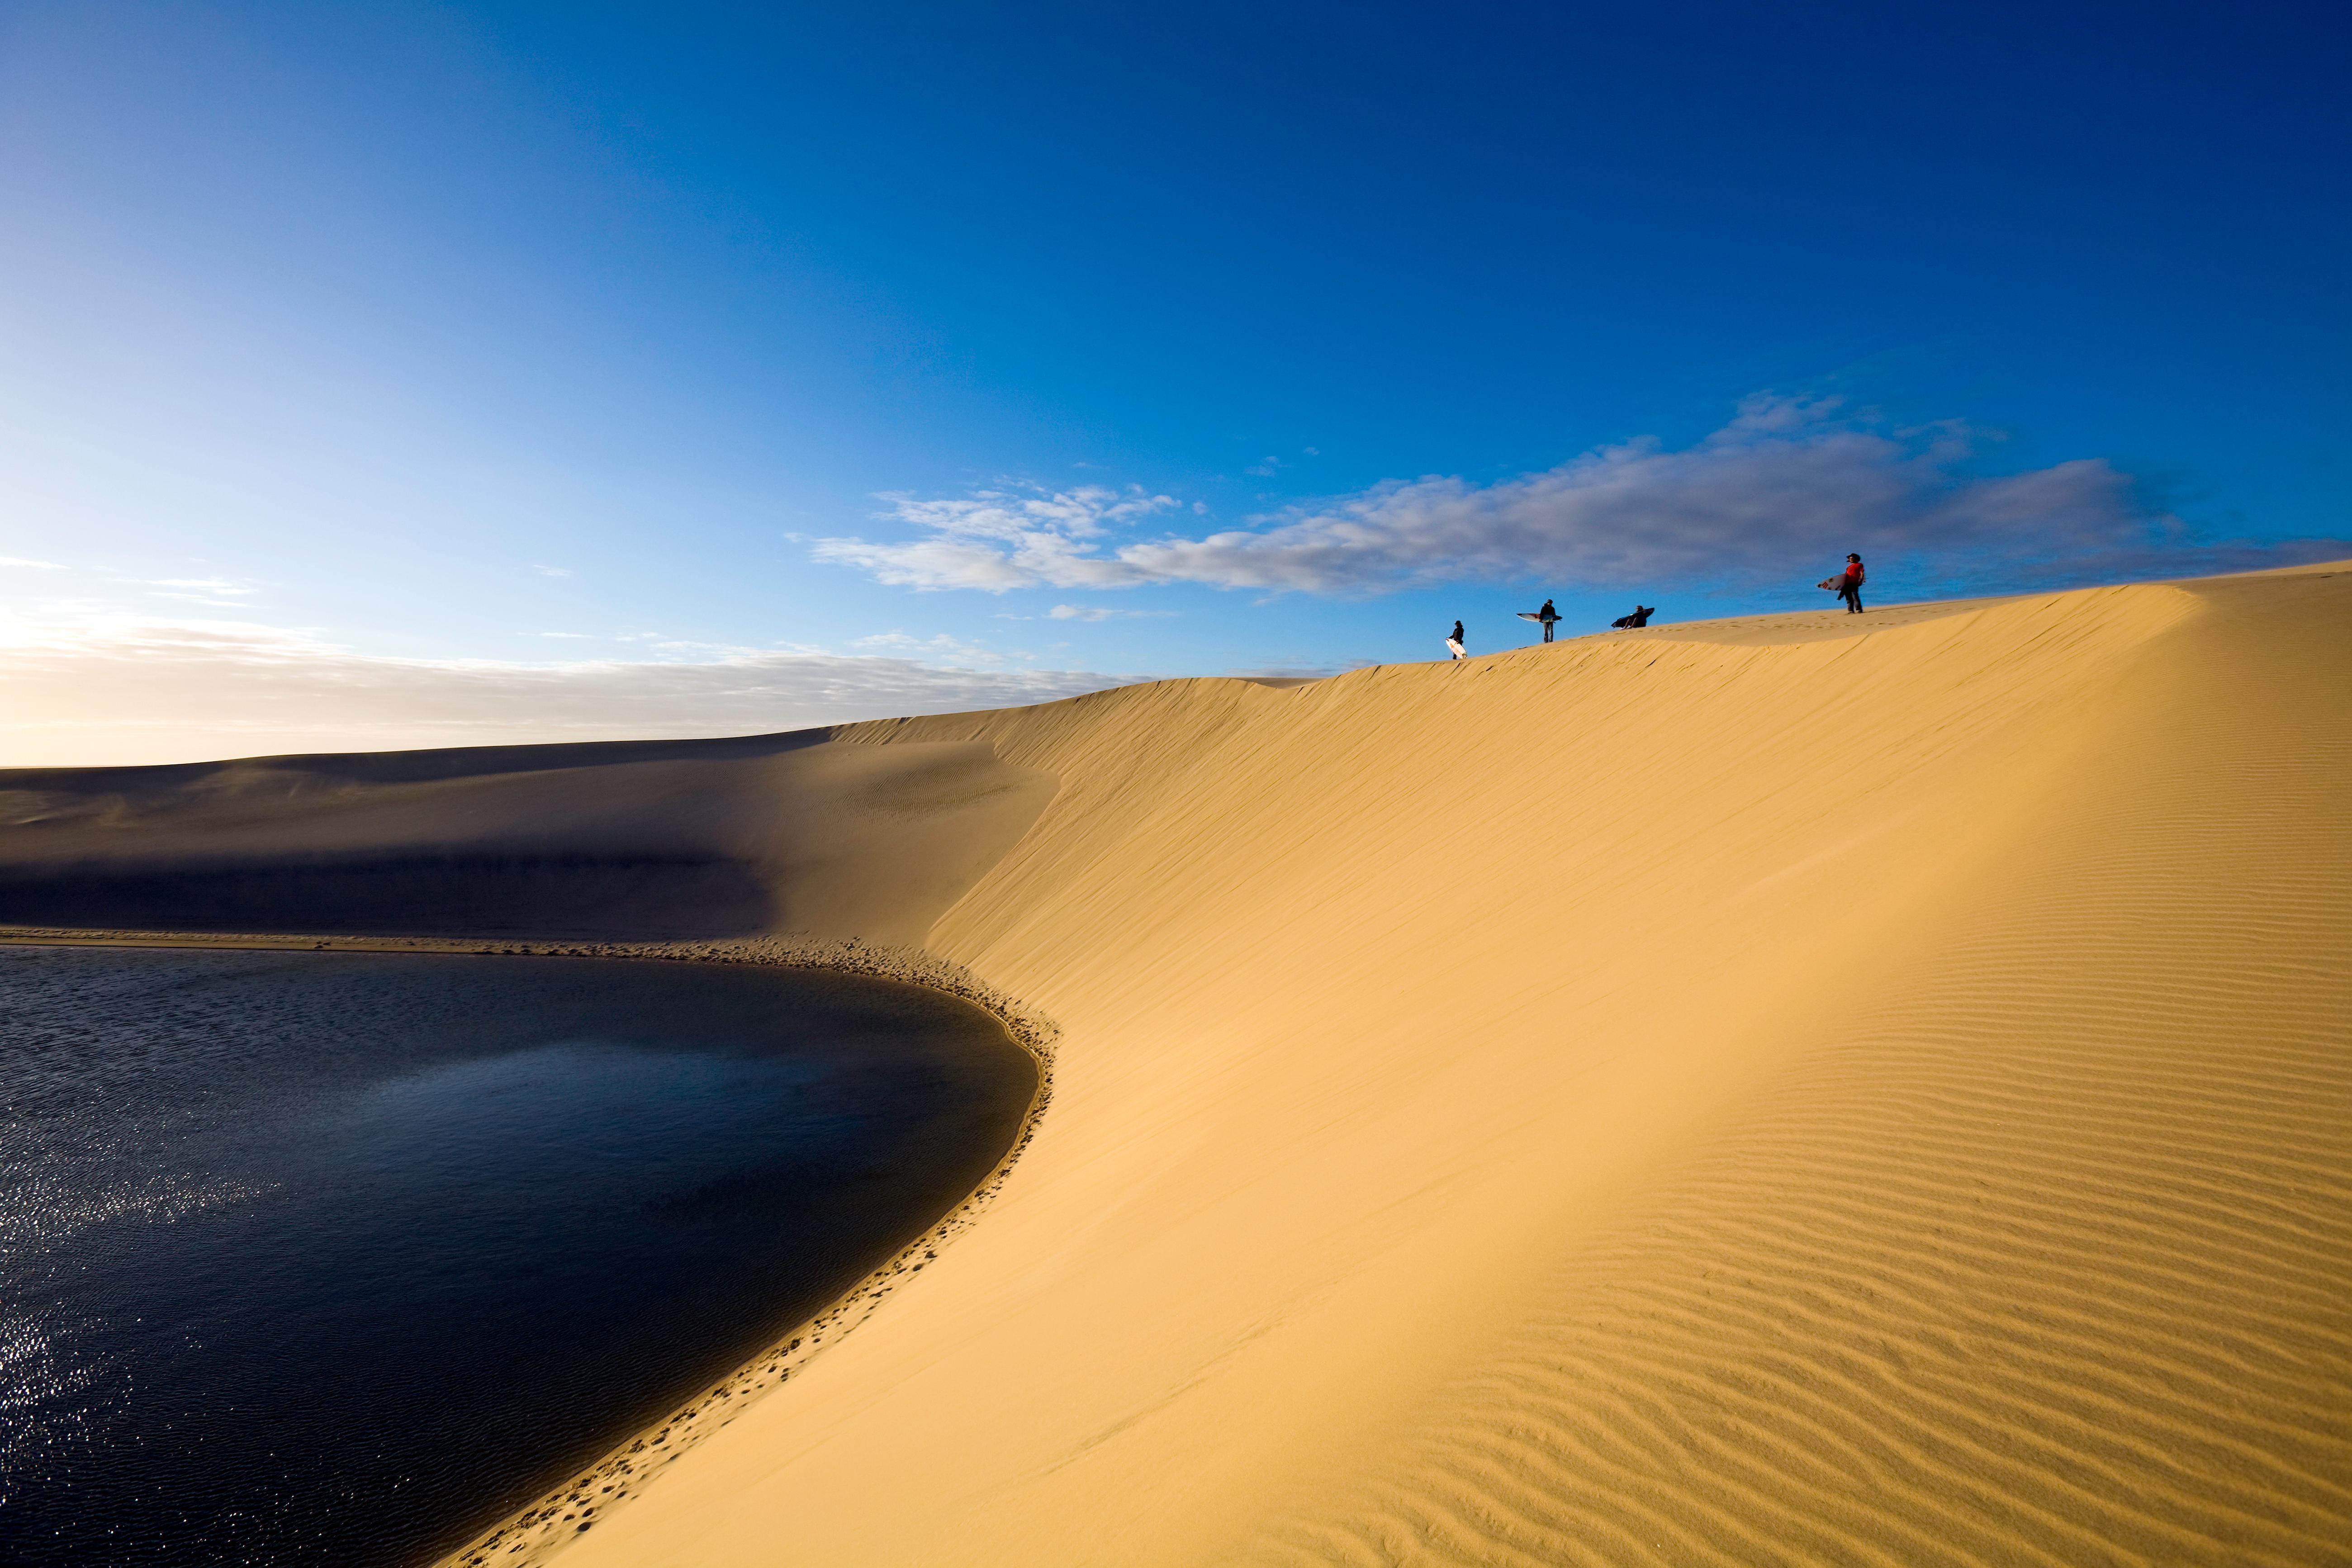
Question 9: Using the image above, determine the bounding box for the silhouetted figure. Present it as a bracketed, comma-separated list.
[1446, 620, 1466, 660]
[1611, 605, 1655, 629]
[1518, 599, 1561, 643]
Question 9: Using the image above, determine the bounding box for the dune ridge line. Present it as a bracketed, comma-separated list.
[3, 564, 2347, 1566]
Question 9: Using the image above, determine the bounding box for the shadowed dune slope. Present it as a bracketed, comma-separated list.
[0, 733, 1058, 943]
[558, 567, 2350, 1568]
[5, 568, 2346, 1566]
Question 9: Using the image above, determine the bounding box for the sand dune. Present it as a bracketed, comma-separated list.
[0, 733, 1056, 944]
[5, 567, 2347, 1565]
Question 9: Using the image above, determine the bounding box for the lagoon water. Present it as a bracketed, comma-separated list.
[0, 946, 1035, 1566]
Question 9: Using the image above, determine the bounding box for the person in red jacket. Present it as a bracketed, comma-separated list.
[1837, 554, 1865, 614]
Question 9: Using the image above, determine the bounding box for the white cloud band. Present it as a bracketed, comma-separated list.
[815, 397, 2327, 595]
[0, 617, 1127, 768]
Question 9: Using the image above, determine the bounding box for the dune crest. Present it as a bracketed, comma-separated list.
[7, 568, 2347, 1565]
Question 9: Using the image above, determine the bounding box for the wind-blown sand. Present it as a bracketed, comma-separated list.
[5, 566, 2347, 1566]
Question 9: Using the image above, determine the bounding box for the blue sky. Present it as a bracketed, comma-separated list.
[3, 1, 2347, 762]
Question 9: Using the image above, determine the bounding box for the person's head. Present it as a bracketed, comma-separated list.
[1848, 554, 1861, 563]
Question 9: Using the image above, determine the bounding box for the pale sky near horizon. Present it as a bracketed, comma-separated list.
[4, 1, 2347, 765]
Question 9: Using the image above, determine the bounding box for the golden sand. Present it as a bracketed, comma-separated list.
[6, 565, 2347, 1565]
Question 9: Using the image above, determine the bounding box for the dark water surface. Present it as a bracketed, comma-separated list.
[0, 946, 1035, 1566]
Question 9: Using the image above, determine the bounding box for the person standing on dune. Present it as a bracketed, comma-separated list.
[1446, 620, 1467, 660]
[1837, 554, 1865, 614]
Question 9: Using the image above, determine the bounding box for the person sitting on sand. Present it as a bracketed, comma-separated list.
[1837, 554, 1865, 614]
[1446, 621, 1467, 660]
[1610, 605, 1655, 629]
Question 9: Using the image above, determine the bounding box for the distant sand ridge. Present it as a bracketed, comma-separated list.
[4, 566, 2346, 1566]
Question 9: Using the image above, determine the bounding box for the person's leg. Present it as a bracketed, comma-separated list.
[1543, 622, 1555, 642]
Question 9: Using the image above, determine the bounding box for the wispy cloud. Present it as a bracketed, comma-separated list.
[815, 396, 2345, 596]
[141, 576, 261, 607]
[852, 630, 1015, 663]
[813, 483, 1181, 592]
[0, 615, 1128, 768]
[532, 564, 574, 577]
[1044, 604, 1176, 622]
[0, 557, 67, 571]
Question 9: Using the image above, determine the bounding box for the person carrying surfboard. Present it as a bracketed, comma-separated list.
[1835, 554, 1864, 613]
[1446, 621, 1467, 660]
[1517, 599, 1561, 643]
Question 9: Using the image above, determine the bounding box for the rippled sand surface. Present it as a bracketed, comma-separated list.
[6, 564, 2347, 1567]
